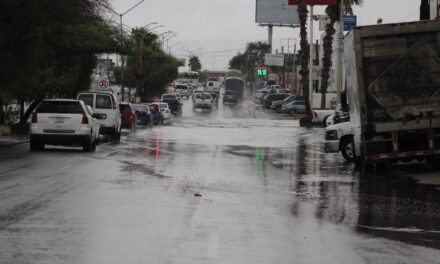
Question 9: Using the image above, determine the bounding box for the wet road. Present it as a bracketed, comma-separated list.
[1, 97, 440, 263]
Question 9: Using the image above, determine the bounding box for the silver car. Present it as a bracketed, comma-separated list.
[281, 101, 306, 116]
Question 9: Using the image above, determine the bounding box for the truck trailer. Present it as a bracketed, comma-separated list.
[345, 20, 440, 167]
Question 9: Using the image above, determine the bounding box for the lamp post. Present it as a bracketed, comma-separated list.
[143, 22, 158, 29]
[107, 0, 145, 102]
[168, 42, 182, 55]
[148, 24, 164, 32]
[164, 33, 177, 53]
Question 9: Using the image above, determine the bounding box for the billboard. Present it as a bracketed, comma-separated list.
[256, 0, 299, 25]
[288, 0, 336, 5]
[265, 54, 285, 67]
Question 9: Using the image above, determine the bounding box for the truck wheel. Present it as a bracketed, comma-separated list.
[341, 137, 355, 162]
[30, 138, 44, 151]
[83, 138, 92, 152]
[323, 115, 331, 127]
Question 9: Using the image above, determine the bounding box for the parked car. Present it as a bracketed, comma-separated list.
[281, 101, 307, 116]
[223, 90, 238, 105]
[271, 95, 305, 113]
[77, 91, 121, 141]
[132, 104, 153, 126]
[193, 93, 213, 110]
[148, 103, 164, 125]
[161, 94, 182, 116]
[158, 102, 172, 123]
[119, 102, 137, 129]
[263, 93, 290, 108]
[324, 121, 354, 162]
[30, 99, 101, 152]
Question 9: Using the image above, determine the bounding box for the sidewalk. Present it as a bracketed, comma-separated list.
[0, 135, 29, 147]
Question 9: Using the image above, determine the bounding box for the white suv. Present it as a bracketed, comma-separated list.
[30, 99, 101, 151]
[77, 91, 121, 140]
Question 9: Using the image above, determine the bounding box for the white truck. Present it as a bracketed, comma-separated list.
[345, 20, 440, 168]
[193, 93, 213, 111]
[205, 81, 221, 93]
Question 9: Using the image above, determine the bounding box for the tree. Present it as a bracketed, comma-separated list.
[319, 0, 362, 109]
[188, 56, 202, 72]
[0, 0, 119, 126]
[297, 0, 313, 119]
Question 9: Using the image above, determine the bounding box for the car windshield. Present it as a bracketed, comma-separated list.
[162, 95, 176, 100]
[37, 101, 83, 114]
[119, 104, 131, 112]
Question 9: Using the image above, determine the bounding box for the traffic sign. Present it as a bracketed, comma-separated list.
[98, 79, 109, 89]
[343, 16, 357, 31]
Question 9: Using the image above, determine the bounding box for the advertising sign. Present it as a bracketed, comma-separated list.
[343, 16, 357, 31]
[288, 0, 336, 5]
[256, 0, 299, 25]
[265, 54, 285, 67]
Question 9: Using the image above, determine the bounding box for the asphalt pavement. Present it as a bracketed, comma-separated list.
[0, 96, 440, 264]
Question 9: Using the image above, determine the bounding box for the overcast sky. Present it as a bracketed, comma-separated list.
[109, 0, 420, 72]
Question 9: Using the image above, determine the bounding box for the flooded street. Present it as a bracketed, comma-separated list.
[0, 98, 440, 264]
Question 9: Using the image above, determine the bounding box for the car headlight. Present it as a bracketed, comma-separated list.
[326, 130, 338, 140]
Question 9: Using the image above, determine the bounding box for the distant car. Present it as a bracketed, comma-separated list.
[175, 84, 192, 99]
[209, 92, 219, 107]
[223, 90, 238, 105]
[161, 94, 182, 116]
[77, 91, 121, 141]
[30, 99, 100, 152]
[193, 93, 213, 110]
[132, 104, 153, 126]
[172, 93, 182, 101]
[271, 95, 305, 113]
[263, 93, 291, 108]
[119, 102, 137, 129]
[158, 102, 172, 123]
[148, 103, 164, 125]
[192, 90, 204, 101]
[281, 101, 307, 116]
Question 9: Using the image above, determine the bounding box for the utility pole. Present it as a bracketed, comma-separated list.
[308, 5, 314, 109]
[268, 25, 274, 53]
[335, 2, 344, 105]
[106, 0, 145, 102]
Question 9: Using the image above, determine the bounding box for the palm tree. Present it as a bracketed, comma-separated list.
[297, 0, 313, 119]
[319, 0, 362, 109]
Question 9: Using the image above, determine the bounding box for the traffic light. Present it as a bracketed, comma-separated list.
[257, 69, 267, 76]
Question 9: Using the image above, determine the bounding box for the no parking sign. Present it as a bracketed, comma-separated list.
[98, 79, 109, 89]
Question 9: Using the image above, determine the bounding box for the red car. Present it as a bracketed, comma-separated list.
[119, 102, 137, 129]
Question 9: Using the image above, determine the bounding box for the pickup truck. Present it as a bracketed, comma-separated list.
[324, 121, 353, 162]
[193, 93, 213, 111]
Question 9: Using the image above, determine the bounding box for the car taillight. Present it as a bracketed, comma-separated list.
[147, 112, 151, 116]
[112, 103, 116, 109]
[31, 113, 37, 123]
[82, 113, 88, 124]
[313, 112, 318, 118]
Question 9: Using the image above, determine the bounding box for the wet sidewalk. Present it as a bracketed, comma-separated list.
[0, 135, 29, 148]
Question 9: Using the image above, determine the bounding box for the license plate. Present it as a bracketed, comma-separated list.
[54, 117, 64, 123]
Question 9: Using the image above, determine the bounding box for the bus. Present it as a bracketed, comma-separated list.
[183, 71, 199, 88]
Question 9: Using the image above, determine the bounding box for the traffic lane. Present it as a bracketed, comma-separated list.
[0, 101, 439, 263]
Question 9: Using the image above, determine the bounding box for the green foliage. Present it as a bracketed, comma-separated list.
[228, 41, 269, 72]
[188, 56, 202, 72]
[0, 0, 120, 123]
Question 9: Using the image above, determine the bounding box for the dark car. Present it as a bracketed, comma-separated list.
[133, 104, 153, 126]
[223, 90, 238, 105]
[161, 94, 182, 116]
[119, 102, 137, 129]
[271, 95, 305, 113]
[263, 93, 291, 109]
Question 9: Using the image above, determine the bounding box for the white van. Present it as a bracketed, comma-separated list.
[77, 91, 121, 140]
[205, 81, 221, 93]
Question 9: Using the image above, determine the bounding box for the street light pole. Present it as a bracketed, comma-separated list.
[107, 0, 145, 102]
